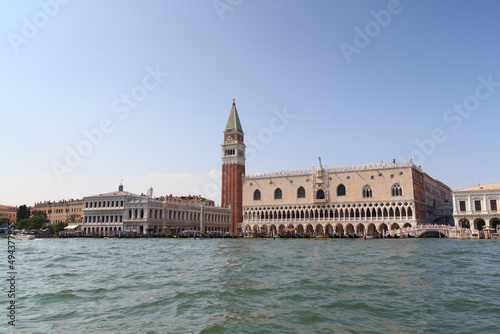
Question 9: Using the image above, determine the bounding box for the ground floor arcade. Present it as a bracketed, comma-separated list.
[242, 220, 416, 237]
[455, 216, 500, 231]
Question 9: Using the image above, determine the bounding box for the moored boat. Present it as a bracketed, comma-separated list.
[14, 234, 36, 240]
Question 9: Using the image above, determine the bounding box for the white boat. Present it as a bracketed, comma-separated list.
[14, 234, 36, 240]
[470, 232, 479, 239]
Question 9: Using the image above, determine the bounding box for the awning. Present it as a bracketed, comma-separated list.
[282, 228, 295, 232]
[64, 225, 80, 230]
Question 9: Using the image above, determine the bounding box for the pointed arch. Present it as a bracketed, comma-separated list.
[316, 189, 325, 199]
[297, 186, 305, 198]
[253, 189, 261, 201]
[363, 185, 373, 198]
[274, 188, 282, 200]
[337, 184, 346, 196]
[391, 183, 403, 196]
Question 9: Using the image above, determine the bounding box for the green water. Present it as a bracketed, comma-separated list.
[2, 238, 499, 333]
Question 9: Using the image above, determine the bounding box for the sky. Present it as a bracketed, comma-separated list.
[1, 0, 499, 207]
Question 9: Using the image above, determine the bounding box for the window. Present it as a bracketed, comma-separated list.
[475, 200, 481, 212]
[297, 187, 305, 198]
[371, 176, 375, 180]
[363, 186, 373, 198]
[337, 184, 346, 196]
[391, 174, 394, 178]
[316, 189, 325, 199]
[391, 184, 403, 196]
[491, 200, 498, 211]
[459, 201, 466, 212]
[253, 189, 261, 201]
[274, 188, 282, 200]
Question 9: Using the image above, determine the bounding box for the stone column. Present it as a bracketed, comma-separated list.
[200, 205, 205, 234]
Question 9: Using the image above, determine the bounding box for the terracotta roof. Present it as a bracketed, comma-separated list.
[225, 100, 243, 132]
[0, 205, 17, 211]
[455, 184, 500, 192]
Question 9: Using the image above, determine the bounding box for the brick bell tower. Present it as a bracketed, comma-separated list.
[222, 99, 245, 234]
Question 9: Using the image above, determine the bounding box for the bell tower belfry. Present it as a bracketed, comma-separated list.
[221, 99, 245, 234]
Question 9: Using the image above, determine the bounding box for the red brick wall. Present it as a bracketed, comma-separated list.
[412, 168, 427, 222]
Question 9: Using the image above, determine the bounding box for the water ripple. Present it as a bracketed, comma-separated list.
[4, 238, 499, 333]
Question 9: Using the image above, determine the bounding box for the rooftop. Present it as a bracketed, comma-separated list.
[85, 190, 140, 198]
[455, 184, 500, 192]
[245, 161, 419, 180]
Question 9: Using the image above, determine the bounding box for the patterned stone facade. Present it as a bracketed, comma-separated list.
[242, 159, 452, 236]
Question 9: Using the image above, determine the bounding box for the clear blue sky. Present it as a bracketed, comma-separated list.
[1, 0, 499, 206]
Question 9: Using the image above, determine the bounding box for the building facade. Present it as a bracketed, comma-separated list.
[33, 199, 84, 224]
[0, 205, 17, 221]
[423, 173, 453, 225]
[82, 184, 231, 235]
[82, 184, 130, 234]
[221, 99, 245, 234]
[452, 184, 500, 232]
[242, 159, 452, 237]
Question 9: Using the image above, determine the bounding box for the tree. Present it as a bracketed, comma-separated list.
[29, 216, 49, 230]
[54, 222, 68, 233]
[45, 222, 68, 233]
[16, 205, 30, 222]
[66, 214, 81, 225]
[31, 210, 48, 218]
[16, 218, 31, 230]
[0, 218, 10, 227]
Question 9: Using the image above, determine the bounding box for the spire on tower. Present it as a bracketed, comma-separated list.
[225, 99, 243, 132]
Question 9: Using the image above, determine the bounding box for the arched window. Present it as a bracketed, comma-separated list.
[297, 186, 305, 198]
[337, 184, 346, 196]
[316, 189, 325, 199]
[253, 189, 261, 201]
[391, 184, 403, 196]
[363, 186, 372, 198]
[274, 188, 282, 200]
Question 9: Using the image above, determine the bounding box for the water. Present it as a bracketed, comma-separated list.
[2, 238, 499, 333]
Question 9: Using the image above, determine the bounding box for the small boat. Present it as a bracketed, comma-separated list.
[470, 232, 479, 239]
[14, 234, 35, 240]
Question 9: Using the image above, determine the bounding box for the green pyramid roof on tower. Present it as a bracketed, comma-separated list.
[225, 100, 243, 132]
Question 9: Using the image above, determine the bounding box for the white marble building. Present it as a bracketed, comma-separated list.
[453, 184, 500, 232]
[82, 184, 231, 235]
